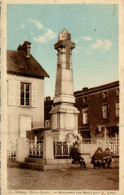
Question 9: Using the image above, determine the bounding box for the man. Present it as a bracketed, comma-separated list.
[91, 147, 104, 168]
[102, 148, 112, 169]
[70, 141, 86, 169]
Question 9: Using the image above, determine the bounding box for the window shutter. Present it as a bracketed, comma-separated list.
[102, 105, 106, 118]
[82, 107, 88, 124]
[31, 83, 37, 107]
[116, 103, 119, 117]
[102, 105, 108, 119]
[8, 80, 15, 105]
[15, 81, 20, 106]
[83, 112, 88, 124]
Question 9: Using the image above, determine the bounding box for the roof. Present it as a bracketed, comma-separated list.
[7, 50, 49, 78]
[74, 81, 119, 97]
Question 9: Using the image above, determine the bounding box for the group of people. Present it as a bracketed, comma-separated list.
[91, 147, 112, 169]
[70, 142, 112, 170]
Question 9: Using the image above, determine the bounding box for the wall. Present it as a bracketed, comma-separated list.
[7, 74, 44, 140]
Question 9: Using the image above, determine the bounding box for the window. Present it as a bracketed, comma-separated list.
[20, 83, 31, 106]
[80, 131, 90, 143]
[83, 97, 87, 102]
[102, 104, 108, 119]
[116, 102, 119, 117]
[8, 80, 37, 107]
[82, 107, 88, 124]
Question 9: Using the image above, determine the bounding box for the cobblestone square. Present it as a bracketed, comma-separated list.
[8, 168, 119, 191]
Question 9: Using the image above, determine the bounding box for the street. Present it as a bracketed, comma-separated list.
[8, 167, 119, 190]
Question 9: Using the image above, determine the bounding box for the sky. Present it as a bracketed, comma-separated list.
[7, 4, 118, 98]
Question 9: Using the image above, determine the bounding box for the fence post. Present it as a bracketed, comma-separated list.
[16, 138, 29, 162]
[43, 133, 54, 162]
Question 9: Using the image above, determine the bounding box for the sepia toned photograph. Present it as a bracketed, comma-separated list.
[1, 0, 124, 194]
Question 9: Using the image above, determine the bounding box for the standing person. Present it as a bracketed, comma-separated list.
[102, 148, 112, 169]
[70, 141, 86, 169]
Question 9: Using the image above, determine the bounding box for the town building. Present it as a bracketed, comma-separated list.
[44, 81, 119, 143]
[74, 81, 119, 142]
[7, 41, 49, 142]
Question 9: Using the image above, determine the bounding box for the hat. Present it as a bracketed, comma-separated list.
[73, 141, 79, 146]
[97, 147, 102, 151]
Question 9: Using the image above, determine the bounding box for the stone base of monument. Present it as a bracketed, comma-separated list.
[18, 157, 119, 171]
[9, 157, 119, 170]
[25, 157, 72, 165]
[18, 157, 93, 171]
[19, 158, 77, 171]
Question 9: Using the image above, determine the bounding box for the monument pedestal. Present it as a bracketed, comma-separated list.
[50, 103, 79, 131]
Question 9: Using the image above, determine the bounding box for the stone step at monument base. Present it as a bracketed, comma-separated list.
[111, 162, 119, 169]
[25, 156, 119, 164]
[25, 157, 72, 165]
[18, 159, 119, 171]
[112, 157, 119, 163]
[8, 157, 119, 170]
[19, 162, 82, 171]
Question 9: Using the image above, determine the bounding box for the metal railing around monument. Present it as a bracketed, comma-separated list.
[54, 142, 71, 159]
[29, 140, 43, 158]
[7, 140, 17, 162]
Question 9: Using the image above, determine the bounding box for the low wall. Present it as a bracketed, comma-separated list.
[79, 143, 102, 157]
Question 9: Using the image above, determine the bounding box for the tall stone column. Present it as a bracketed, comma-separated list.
[50, 29, 79, 140]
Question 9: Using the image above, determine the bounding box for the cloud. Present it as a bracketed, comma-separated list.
[30, 32, 34, 35]
[73, 45, 85, 54]
[21, 24, 26, 29]
[81, 36, 92, 41]
[85, 50, 93, 55]
[29, 19, 44, 30]
[74, 40, 78, 43]
[76, 46, 84, 50]
[33, 29, 56, 43]
[90, 39, 113, 51]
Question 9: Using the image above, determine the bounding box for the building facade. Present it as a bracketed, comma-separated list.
[44, 81, 119, 142]
[7, 41, 49, 142]
[74, 81, 119, 142]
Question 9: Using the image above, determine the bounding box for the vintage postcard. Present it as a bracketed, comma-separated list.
[1, 0, 124, 195]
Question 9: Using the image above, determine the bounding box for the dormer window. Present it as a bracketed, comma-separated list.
[103, 92, 107, 98]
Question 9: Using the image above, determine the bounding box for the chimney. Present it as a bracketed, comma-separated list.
[17, 41, 31, 57]
[82, 87, 88, 92]
[17, 45, 23, 51]
[45, 96, 51, 102]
